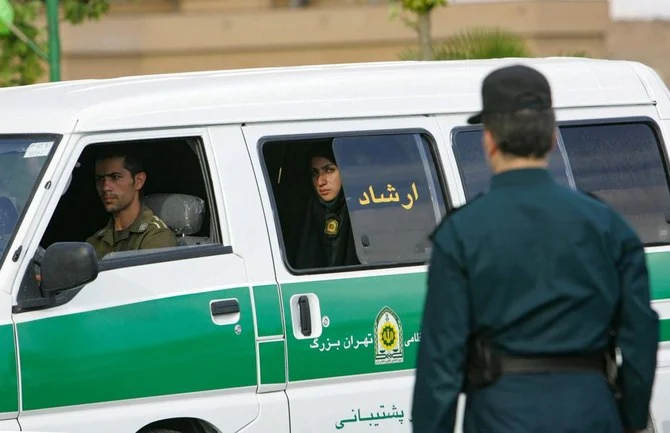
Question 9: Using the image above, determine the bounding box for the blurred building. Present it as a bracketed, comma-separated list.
[53, 0, 670, 84]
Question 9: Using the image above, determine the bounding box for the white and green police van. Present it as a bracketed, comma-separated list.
[0, 57, 669, 433]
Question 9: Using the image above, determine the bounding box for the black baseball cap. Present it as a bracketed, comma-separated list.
[467, 64, 553, 124]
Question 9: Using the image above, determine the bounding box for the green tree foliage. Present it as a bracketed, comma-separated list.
[0, 0, 110, 87]
[432, 27, 532, 60]
[389, 0, 448, 61]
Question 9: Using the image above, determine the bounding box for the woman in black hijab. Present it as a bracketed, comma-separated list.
[293, 143, 359, 269]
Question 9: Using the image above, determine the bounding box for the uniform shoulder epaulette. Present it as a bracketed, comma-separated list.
[429, 192, 485, 242]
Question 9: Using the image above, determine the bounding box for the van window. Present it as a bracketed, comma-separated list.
[38, 136, 223, 267]
[559, 121, 670, 245]
[0, 136, 59, 264]
[452, 127, 572, 200]
[332, 133, 447, 265]
[261, 132, 448, 273]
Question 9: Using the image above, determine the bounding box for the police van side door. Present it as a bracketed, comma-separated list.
[244, 116, 461, 433]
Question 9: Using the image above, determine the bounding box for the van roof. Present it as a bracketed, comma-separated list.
[0, 57, 658, 134]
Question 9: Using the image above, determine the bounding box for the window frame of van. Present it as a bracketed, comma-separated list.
[450, 115, 670, 246]
[13, 130, 233, 313]
[92, 135, 231, 272]
[257, 127, 453, 276]
[0, 133, 63, 269]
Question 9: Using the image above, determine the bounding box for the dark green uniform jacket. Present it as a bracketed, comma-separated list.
[412, 168, 659, 433]
[86, 204, 177, 260]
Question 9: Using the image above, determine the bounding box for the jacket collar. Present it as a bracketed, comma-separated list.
[490, 168, 554, 190]
[97, 204, 152, 245]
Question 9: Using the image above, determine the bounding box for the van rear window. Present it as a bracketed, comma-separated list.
[452, 119, 670, 246]
[560, 121, 670, 245]
[452, 127, 573, 200]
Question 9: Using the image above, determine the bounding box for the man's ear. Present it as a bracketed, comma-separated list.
[483, 129, 498, 159]
[133, 171, 147, 190]
[551, 129, 558, 152]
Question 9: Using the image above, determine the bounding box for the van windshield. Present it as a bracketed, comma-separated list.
[0, 136, 58, 263]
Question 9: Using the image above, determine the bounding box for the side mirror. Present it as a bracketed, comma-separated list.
[41, 242, 98, 295]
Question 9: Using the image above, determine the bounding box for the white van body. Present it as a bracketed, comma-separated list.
[0, 57, 668, 433]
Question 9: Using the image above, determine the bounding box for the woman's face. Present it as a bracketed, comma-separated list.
[311, 156, 342, 202]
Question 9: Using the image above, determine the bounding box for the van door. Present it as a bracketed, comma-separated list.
[11, 127, 262, 433]
[244, 116, 462, 433]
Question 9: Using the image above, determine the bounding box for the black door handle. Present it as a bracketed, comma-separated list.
[211, 299, 240, 316]
[298, 295, 312, 336]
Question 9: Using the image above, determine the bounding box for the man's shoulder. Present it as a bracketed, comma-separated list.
[570, 188, 607, 205]
[131, 206, 172, 234]
[130, 207, 177, 249]
[86, 223, 110, 243]
[566, 188, 622, 216]
[561, 188, 642, 242]
[429, 193, 487, 241]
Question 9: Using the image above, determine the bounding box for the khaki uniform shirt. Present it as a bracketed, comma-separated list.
[86, 204, 177, 259]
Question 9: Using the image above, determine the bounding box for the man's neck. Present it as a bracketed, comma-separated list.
[113, 201, 142, 231]
[493, 156, 548, 174]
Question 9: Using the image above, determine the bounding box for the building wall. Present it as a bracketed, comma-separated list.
[47, 0, 668, 86]
[607, 20, 670, 84]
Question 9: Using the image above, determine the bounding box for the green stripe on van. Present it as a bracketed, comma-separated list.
[253, 284, 284, 337]
[647, 251, 670, 301]
[281, 255, 670, 383]
[661, 319, 670, 343]
[259, 340, 286, 385]
[0, 324, 18, 413]
[17, 287, 257, 410]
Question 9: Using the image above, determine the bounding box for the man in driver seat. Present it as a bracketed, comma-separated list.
[86, 147, 177, 259]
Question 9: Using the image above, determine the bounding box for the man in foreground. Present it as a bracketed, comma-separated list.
[412, 64, 659, 433]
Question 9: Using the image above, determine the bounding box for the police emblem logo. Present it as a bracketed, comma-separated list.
[374, 306, 404, 365]
[324, 218, 339, 236]
[138, 222, 148, 232]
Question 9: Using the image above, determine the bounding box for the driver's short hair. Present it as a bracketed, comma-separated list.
[94, 145, 144, 177]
